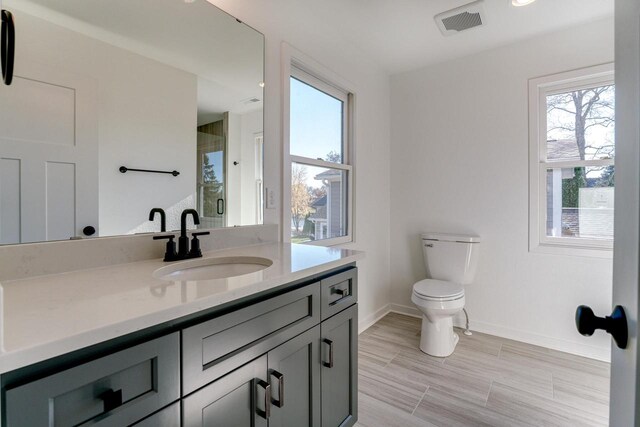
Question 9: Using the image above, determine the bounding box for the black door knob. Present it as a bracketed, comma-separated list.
[83, 226, 96, 236]
[575, 305, 628, 349]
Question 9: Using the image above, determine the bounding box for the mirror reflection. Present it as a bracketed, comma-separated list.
[0, 0, 264, 244]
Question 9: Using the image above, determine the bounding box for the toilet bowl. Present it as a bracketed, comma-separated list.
[412, 279, 465, 357]
[412, 232, 480, 357]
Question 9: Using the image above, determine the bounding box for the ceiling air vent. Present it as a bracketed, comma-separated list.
[241, 97, 261, 105]
[435, 0, 486, 36]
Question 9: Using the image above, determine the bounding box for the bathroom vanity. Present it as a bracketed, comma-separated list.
[0, 0, 363, 424]
[0, 243, 362, 427]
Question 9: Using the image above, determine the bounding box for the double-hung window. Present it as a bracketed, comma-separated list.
[287, 66, 353, 245]
[529, 64, 615, 255]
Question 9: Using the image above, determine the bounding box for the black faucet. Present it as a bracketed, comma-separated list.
[179, 209, 199, 257]
[153, 209, 210, 262]
[149, 208, 166, 232]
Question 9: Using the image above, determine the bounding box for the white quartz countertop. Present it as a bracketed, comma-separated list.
[0, 243, 364, 374]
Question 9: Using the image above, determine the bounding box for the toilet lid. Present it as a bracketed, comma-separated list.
[413, 279, 464, 300]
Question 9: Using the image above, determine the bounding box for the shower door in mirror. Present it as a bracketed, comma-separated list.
[197, 123, 226, 229]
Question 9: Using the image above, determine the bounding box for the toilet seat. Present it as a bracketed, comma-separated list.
[413, 279, 464, 301]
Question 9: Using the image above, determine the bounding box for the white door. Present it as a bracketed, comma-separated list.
[0, 60, 98, 244]
[610, 0, 640, 425]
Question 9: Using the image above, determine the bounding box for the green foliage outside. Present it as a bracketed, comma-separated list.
[562, 168, 587, 208]
[562, 166, 615, 208]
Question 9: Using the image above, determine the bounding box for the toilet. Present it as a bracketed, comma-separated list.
[412, 233, 480, 357]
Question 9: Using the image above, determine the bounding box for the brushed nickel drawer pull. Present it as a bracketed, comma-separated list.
[322, 339, 334, 368]
[270, 370, 284, 408]
[256, 380, 271, 419]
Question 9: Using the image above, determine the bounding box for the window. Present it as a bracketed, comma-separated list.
[529, 64, 615, 255]
[255, 133, 264, 224]
[286, 66, 353, 245]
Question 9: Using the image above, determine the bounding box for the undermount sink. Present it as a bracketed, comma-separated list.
[153, 256, 273, 281]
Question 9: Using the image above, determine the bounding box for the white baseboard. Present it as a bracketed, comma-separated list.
[388, 304, 610, 362]
[389, 303, 421, 319]
[358, 304, 391, 334]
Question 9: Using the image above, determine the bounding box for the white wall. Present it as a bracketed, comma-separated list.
[209, 0, 392, 329]
[390, 18, 615, 360]
[14, 9, 198, 236]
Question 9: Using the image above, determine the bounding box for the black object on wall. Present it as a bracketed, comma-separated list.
[119, 166, 180, 177]
[1, 9, 14, 86]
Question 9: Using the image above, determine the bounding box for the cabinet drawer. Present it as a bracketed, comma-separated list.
[183, 283, 320, 395]
[321, 268, 357, 320]
[5, 333, 180, 427]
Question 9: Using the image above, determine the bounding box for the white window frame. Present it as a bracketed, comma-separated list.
[282, 44, 355, 246]
[529, 63, 615, 257]
[255, 133, 264, 225]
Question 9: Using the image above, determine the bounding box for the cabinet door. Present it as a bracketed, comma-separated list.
[183, 355, 269, 427]
[320, 305, 358, 427]
[268, 326, 321, 427]
[130, 402, 180, 427]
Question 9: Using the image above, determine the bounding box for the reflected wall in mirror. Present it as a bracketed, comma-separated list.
[0, 0, 264, 245]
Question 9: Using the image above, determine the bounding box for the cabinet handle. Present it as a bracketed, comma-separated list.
[331, 287, 349, 298]
[269, 370, 285, 408]
[99, 389, 123, 413]
[256, 380, 271, 419]
[322, 338, 334, 368]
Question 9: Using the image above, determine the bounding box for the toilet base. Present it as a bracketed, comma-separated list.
[419, 315, 459, 357]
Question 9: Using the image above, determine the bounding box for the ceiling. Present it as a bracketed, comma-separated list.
[213, 0, 614, 75]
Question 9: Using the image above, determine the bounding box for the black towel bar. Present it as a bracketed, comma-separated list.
[119, 166, 180, 177]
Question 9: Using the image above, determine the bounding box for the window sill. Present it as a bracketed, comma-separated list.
[529, 242, 613, 259]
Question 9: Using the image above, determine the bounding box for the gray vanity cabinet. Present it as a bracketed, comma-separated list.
[1, 266, 358, 427]
[267, 326, 321, 427]
[320, 305, 358, 427]
[182, 355, 269, 427]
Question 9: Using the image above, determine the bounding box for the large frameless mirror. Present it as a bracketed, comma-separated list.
[0, 0, 264, 244]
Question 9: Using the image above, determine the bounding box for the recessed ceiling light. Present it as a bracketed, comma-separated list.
[511, 0, 536, 6]
[259, 82, 265, 88]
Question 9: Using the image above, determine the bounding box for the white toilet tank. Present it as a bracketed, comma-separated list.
[422, 233, 480, 284]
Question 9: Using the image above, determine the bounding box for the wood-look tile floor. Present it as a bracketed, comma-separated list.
[355, 313, 610, 427]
